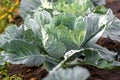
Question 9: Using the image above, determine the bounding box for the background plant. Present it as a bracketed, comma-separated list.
[0, 0, 20, 33]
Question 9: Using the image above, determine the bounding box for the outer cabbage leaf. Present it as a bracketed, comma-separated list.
[89, 44, 117, 61]
[2, 40, 45, 66]
[102, 14, 120, 63]
[53, 48, 114, 70]
[112, 61, 120, 66]
[0, 24, 44, 66]
[0, 24, 59, 67]
[91, 0, 105, 6]
[34, 9, 52, 26]
[43, 57, 59, 71]
[82, 48, 114, 68]
[43, 66, 90, 80]
[97, 59, 113, 68]
[83, 49, 101, 65]
[0, 25, 24, 48]
[103, 18, 120, 42]
[0, 52, 8, 65]
[52, 49, 83, 71]
[24, 15, 42, 39]
[82, 10, 113, 46]
[24, 15, 45, 52]
[83, 10, 116, 61]
[19, 0, 41, 18]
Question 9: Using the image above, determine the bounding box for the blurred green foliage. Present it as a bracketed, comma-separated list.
[0, 0, 19, 33]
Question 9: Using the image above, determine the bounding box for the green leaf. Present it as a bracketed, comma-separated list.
[0, 25, 24, 48]
[0, 52, 7, 65]
[71, 16, 86, 47]
[34, 9, 52, 26]
[52, 13, 76, 30]
[103, 16, 120, 42]
[43, 66, 90, 80]
[47, 24, 78, 50]
[51, 16, 86, 49]
[24, 15, 42, 39]
[41, 0, 53, 9]
[112, 61, 120, 66]
[41, 27, 66, 59]
[2, 40, 45, 66]
[83, 49, 101, 65]
[41, 15, 86, 59]
[55, 0, 94, 16]
[24, 29, 35, 42]
[43, 57, 58, 71]
[52, 49, 83, 71]
[19, 0, 41, 18]
[81, 10, 118, 66]
[97, 59, 113, 68]
[94, 6, 107, 14]
[82, 10, 113, 46]
[91, 0, 105, 6]
[90, 44, 117, 61]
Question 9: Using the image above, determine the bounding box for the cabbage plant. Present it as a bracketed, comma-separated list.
[0, 0, 119, 73]
[1, 0, 120, 80]
[19, 0, 106, 18]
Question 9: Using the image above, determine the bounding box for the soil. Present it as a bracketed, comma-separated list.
[97, 37, 120, 53]
[12, 15, 24, 26]
[8, 64, 48, 80]
[5, 0, 120, 80]
[105, 0, 120, 18]
[83, 65, 120, 80]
